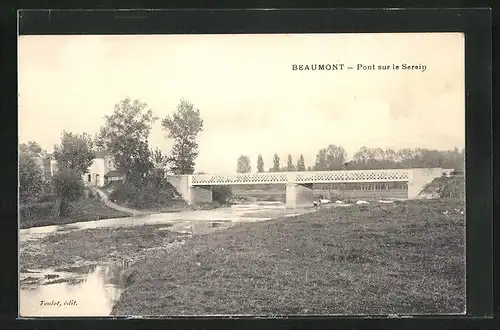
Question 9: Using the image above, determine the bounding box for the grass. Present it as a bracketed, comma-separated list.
[20, 198, 131, 229]
[19, 224, 186, 271]
[111, 198, 465, 316]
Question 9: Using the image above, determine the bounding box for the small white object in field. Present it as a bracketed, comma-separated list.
[460, 210, 464, 215]
[443, 210, 449, 215]
[320, 199, 331, 204]
[335, 200, 344, 204]
[378, 200, 394, 204]
[356, 200, 369, 205]
[313, 201, 320, 206]
[195, 262, 201, 267]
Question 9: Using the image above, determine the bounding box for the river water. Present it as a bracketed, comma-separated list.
[19, 202, 315, 317]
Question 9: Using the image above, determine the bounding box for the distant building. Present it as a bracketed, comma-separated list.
[28, 150, 123, 188]
[81, 151, 121, 187]
[104, 170, 125, 183]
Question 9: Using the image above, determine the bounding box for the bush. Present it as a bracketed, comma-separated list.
[109, 176, 180, 209]
[52, 168, 84, 215]
[52, 168, 84, 202]
[212, 186, 233, 205]
[19, 154, 43, 204]
[19, 201, 56, 226]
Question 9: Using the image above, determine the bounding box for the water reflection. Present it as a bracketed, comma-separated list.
[19, 264, 124, 317]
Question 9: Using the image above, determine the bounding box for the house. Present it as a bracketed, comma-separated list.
[81, 151, 121, 187]
[104, 170, 125, 183]
[31, 150, 123, 188]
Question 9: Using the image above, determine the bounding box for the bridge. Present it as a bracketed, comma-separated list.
[166, 168, 453, 208]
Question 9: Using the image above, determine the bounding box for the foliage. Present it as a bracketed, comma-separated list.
[349, 146, 465, 170]
[53, 131, 95, 175]
[271, 154, 280, 172]
[150, 147, 171, 178]
[51, 168, 85, 215]
[161, 99, 204, 174]
[52, 168, 84, 203]
[257, 154, 264, 173]
[212, 186, 233, 204]
[314, 145, 347, 171]
[296, 154, 306, 171]
[286, 154, 295, 171]
[236, 155, 252, 173]
[19, 153, 43, 204]
[109, 175, 180, 209]
[96, 98, 157, 183]
[19, 141, 43, 155]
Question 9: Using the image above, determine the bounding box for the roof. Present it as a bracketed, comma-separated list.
[105, 170, 123, 178]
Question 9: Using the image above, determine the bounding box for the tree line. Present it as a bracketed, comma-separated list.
[236, 145, 465, 174]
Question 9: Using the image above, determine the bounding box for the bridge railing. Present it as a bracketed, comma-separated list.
[187, 169, 413, 186]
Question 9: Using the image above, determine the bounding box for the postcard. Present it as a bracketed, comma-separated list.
[18, 32, 465, 317]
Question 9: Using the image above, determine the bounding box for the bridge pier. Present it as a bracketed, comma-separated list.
[407, 168, 446, 199]
[166, 175, 213, 205]
[285, 183, 315, 208]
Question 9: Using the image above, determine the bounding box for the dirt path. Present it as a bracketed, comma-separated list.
[91, 187, 148, 216]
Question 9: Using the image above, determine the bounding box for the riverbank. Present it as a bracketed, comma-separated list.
[20, 224, 188, 275]
[19, 198, 131, 229]
[112, 198, 465, 315]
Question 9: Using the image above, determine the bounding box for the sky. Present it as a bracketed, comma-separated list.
[18, 33, 465, 173]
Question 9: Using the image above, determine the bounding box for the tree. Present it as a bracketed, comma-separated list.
[52, 168, 85, 214]
[53, 131, 95, 175]
[19, 141, 43, 155]
[296, 154, 306, 171]
[161, 99, 203, 175]
[314, 144, 347, 170]
[19, 154, 43, 204]
[286, 154, 295, 171]
[96, 98, 157, 183]
[257, 154, 264, 173]
[307, 165, 312, 171]
[150, 147, 171, 179]
[272, 154, 280, 172]
[236, 155, 251, 173]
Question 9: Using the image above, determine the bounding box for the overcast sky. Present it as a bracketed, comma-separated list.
[18, 33, 464, 173]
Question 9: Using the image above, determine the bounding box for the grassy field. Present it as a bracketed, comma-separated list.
[20, 198, 131, 229]
[112, 198, 465, 316]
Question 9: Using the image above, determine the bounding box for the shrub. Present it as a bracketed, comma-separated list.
[19, 154, 43, 204]
[52, 168, 84, 215]
[109, 176, 180, 209]
[212, 186, 233, 205]
[19, 201, 56, 227]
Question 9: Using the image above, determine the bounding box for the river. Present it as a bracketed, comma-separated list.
[19, 201, 315, 317]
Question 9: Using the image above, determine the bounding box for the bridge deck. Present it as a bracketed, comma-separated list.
[187, 169, 412, 186]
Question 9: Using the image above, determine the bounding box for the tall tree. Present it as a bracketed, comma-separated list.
[19, 154, 43, 204]
[296, 154, 306, 171]
[257, 154, 264, 173]
[314, 144, 347, 170]
[161, 99, 203, 174]
[53, 131, 95, 175]
[286, 154, 295, 171]
[272, 154, 280, 172]
[236, 155, 251, 173]
[96, 98, 157, 182]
